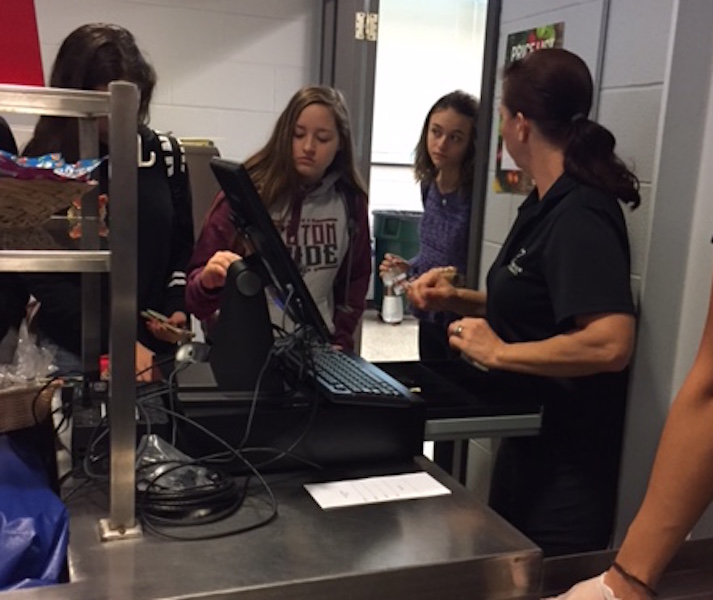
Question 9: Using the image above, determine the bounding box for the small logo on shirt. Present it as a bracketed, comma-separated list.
[507, 248, 526, 276]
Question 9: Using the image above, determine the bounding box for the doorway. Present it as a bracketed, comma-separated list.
[361, 0, 489, 363]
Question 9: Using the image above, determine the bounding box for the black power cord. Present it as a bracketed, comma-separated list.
[136, 460, 246, 527]
[132, 403, 280, 541]
[60, 339, 327, 541]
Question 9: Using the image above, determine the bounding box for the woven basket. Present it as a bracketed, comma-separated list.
[0, 381, 60, 433]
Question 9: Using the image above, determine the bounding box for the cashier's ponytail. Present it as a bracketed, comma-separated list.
[503, 48, 640, 209]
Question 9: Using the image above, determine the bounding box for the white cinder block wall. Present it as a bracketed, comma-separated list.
[19, 0, 321, 165]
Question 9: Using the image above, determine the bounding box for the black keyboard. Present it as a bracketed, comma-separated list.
[280, 343, 418, 408]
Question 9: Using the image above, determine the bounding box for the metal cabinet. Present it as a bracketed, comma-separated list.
[0, 82, 140, 537]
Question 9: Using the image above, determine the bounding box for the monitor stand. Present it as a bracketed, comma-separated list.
[208, 257, 283, 394]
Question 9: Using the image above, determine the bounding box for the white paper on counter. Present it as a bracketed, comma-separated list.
[304, 471, 451, 510]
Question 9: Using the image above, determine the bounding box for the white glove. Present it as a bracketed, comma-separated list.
[545, 574, 622, 600]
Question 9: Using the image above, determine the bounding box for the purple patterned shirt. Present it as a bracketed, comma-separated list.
[409, 181, 472, 324]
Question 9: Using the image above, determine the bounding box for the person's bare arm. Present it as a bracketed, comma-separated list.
[450, 312, 635, 377]
[552, 276, 713, 599]
[603, 276, 713, 595]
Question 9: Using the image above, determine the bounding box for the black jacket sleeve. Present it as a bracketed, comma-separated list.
[160, 135, 195, 318]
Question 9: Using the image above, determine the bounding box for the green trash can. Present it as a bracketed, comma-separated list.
[372, 210, 422, 309]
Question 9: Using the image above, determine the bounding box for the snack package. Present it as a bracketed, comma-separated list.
[0, 150, 103, 181]
[0, 150, 104, 230]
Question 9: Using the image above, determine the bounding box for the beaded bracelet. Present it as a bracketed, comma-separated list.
[611, 561, 658, 598]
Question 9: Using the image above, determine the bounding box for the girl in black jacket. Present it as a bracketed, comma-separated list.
[23, 24, 194, 379]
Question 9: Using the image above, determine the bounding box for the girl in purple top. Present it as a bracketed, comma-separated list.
[380, 90, 479, 360]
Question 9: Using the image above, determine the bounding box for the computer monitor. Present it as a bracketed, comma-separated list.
[209, 157, 331, 344]
[206, 157, 418, 409]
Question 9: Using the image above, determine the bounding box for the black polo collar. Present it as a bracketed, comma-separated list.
[519, 172, 579, 216]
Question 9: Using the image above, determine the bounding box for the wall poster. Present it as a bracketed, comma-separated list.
[494, 23, 565, 194]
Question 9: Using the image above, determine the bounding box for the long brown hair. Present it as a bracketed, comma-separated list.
[244, 85, 366, 212]
[413, 90, 479, 196]
[24, 23, 156, 162]
[502, 48, 640, 208]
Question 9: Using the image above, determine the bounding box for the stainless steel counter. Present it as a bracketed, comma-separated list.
[6, 457, 541, 600]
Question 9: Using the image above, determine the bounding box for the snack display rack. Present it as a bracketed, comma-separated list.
[0, 82, 141, 539]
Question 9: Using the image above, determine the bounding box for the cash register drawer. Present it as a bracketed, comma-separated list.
[374, 360, 543, 437]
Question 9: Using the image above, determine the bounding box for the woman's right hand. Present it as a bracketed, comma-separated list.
[407, 267, 458, 312]
[379, 253, 410, 278]
[200, 251, 241, 290]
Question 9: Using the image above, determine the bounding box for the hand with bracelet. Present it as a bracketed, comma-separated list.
[547, 232, 713, 596]
[546, 563, 655, 599]
[607, 562, 657, 599]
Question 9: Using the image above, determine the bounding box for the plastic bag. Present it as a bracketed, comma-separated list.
[135, 434, 214, 492]
[0, 320, 57, 390]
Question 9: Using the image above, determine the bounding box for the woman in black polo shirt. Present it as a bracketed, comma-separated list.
[407, 48, 640, 557]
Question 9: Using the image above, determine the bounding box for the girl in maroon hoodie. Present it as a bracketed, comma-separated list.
[186, 86, 371, 350]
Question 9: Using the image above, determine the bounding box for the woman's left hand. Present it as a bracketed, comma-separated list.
[448, 317, 504, 370]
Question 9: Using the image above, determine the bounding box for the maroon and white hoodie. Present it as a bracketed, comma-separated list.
[186, 172, 371, 350]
